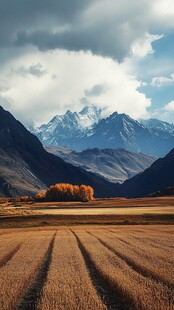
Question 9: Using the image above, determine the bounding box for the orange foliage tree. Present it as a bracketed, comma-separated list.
[35, 191, 46, 202]
[36, 183, 94, 202]
[79, 185, 94, 202]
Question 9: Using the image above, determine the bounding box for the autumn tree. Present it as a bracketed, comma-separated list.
[35, 191, 46, 202]
[73, 185, 80, 201]
[79, 185, 94, 202]
[37, 183, 95, 202]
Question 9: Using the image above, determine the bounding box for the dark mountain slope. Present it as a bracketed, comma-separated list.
[120, 148, 174, 198]
[0, 106, 118, 198]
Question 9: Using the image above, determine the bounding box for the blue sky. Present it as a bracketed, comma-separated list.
[137, 34, 174, 122]
[0, 0, 174, 125]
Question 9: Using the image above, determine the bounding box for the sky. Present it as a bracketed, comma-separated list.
[0, 0, 174, 126]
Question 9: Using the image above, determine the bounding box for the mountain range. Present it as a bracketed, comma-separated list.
[34, 105, 102, 148]
[0, 106, 117, 198]
[1, 105, 174, 199]
[32, 105, 174, 157]
[45, 146, 156, 184]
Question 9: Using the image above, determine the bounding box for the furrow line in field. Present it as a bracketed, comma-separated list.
[16, 232, 56, 310]
[108, 229, 174, 249]
[107, 230, 174, 264]
[135, 237, 174, 250]
[0, 243, 22, 269]
[107, 230, 172, 255]
[88, 231, 174, 290]
[71, 230, 131, 310]
[107, 232, 131, 246]
[38, 230, 106, 310]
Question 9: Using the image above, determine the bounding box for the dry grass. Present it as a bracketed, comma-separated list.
[38, 230, 106, 310]
[74, 229, 173, 310]
[0, 231, 55, 310]
[0, 196, 174, 228]
[109, 227, 174, 259]
[89, 228, 174, 287]
[0, 226, 173, 310]
[0, 232, 27, 268]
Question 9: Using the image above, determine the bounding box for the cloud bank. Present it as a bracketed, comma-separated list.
[0, 0, 174, 125]
[0, 0, 172, 61]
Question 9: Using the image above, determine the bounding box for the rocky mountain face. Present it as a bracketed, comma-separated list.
[140, 118, 174, 134]
[120, 147, 174, 198]
[33, 107, 174, 157]
[34, 105, 102, 148]
[0, 106, 117, 198]
[45, 146, 156, 184]
[1, 105, 174, 199]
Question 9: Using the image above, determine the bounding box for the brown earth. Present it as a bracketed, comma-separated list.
[0, 197, 174, 228]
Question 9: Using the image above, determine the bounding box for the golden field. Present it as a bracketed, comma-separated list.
[0, 225, 173, 310]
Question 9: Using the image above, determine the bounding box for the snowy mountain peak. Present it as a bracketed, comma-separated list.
[140, 118, 174, 135]
[34, 105, 103, 146]
[32, 106, 174, 157]
[65, 109, 76, 117]
[47, 105, 102, 129]
[110, 111, 118, 119]
[78, 105, 102, 129]
[80, 104, 102, 117]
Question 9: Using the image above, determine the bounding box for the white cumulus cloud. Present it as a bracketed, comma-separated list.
[0, 50, 151, 125]
[151, 74, 174, 87]
[165, 101, 174, 111]
[131, 33, 163, 58]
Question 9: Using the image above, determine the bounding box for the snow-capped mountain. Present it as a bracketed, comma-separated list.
[140, 118, 174, 135]
[77, 112, 148, 151]
[32, 106, 174, 157]
[35, 105, 102, 147]
[0, 106, 117, 198]
[87, 114, 174, 157]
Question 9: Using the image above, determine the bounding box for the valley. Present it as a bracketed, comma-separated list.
[0, 2, 174, 310]
[0, 107, 174, 310]
[0, 106, 174, 199]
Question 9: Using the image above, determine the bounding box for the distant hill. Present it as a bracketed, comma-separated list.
[32, 107, 174, 157]
[120, 148, 174, 198]
[0, 106, 118, 198]
[45, 146, 156, 184]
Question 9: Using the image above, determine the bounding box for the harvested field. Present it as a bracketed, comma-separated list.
[38, 230, 106, 310]
[0, 230, 55, 310]
[0, 225, 173, 310]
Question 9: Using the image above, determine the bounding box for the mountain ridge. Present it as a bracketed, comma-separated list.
[120, 147, 174, 198]
[45, 146, 156, 184]
[0, 106, 118, 198]
[1, 105, 174, 199]
[32, 106, 174, 157]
